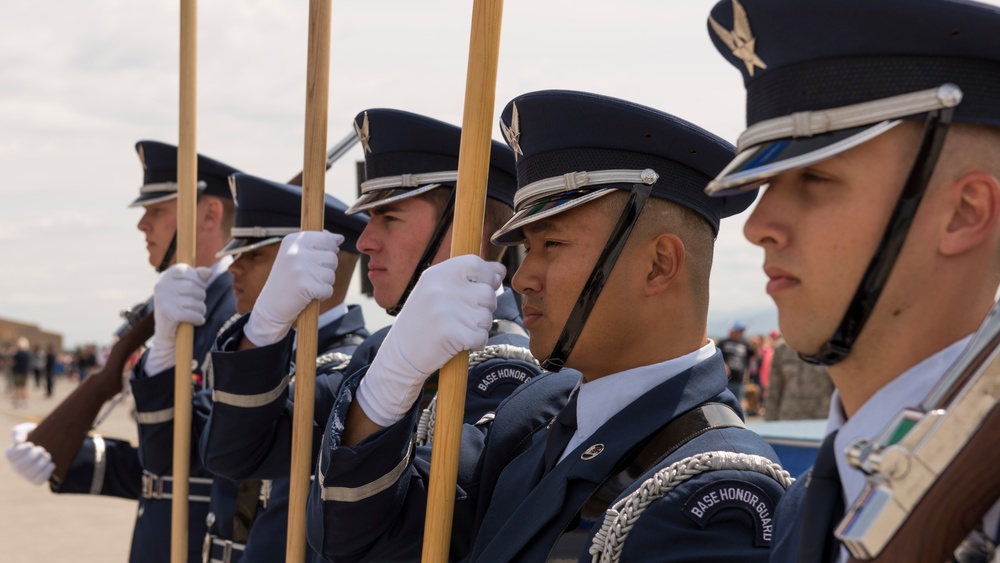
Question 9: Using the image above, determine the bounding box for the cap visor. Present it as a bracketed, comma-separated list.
[491, 188, 617, 246]
[706, 120, 903, 196]
[215, 236, 283, 258]
[128, 191, 178, 208]
[345, 183, 446, 215]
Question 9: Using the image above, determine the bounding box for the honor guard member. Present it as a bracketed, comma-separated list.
[6, 140, 240, 563]
[197, 173, 369, 563]
[704, 0, 1000, 560]
[205, 108, 539, 517]
[310, 91, 790, 563]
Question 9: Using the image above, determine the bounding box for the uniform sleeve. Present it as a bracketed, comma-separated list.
[54, 436, 143, 500]
[462, 356, 541, 425]
[201, 318, 349, 480]
[610, 467, 786, 563]
[307, 367, 488, 563]
[129, 352, 190, 476]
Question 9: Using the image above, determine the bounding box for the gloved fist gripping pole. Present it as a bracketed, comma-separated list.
[243, 231, 342, 348]
[357, 255, 505, 426]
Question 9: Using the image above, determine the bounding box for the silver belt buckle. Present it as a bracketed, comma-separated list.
[141, 473, 154, 499]
[202, 533, 211, 563]
[141, 472, 169, 499]
[259, 479, 272, 509]
[222, 540, 233, 563]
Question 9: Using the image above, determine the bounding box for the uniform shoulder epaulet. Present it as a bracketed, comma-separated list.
[315, 351, 351, 371]
[588, 451, 794, 563]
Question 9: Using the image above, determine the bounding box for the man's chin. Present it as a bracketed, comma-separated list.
[373, 291, 400, 311]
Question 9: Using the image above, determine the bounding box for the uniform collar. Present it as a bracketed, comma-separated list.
[563, 341, 717, 463]
[827, 335, 972, 519]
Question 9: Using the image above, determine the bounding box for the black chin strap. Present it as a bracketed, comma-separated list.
[156, 232, 178, 273]
[541, 184, 652, 371]
[387, 191, 456, 316]
[801, 108, 955, 365]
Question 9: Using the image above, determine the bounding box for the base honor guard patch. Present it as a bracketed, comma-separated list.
[682, 480, 775, 547]
[474, 364, 535, 397]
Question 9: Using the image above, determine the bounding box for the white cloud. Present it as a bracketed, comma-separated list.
[1, 0, 780, 347]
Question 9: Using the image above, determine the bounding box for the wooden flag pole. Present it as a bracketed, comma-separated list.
[421, 1, 505, 561]
[171, 0, 198, 560]
[286, 0, 331, 560]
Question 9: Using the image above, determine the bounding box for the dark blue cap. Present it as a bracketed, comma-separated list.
[129, 140, 241, 207]
[490, 90, 756, 244]
[705, 0, 1000, 194]
[217, 173, 369, 257]
[346, 109, 517, 214]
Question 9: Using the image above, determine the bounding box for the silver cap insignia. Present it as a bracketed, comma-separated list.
[709, 0, 767, 77]
[354, 111, 372, 154]
[500, 102, 524, 161]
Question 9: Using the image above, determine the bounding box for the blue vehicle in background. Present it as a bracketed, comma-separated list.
[748, 419, 826, 477]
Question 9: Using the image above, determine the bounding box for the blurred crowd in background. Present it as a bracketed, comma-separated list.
[3, 325, 835, 422]
[1, 340, 106, 408]
[714, 323, 835, 422]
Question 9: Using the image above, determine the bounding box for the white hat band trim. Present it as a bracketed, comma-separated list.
[139, 180, 208, 194]
[360, 170, 458, 193]
[513, 168, 659, 210]
[230, 227, 300, 238]
[737, 83, 963, 151]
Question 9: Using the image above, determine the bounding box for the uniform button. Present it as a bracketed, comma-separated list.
[206, 511, 216, 527]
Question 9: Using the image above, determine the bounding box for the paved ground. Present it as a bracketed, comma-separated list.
[0, 377, 138, 562]
[0, 376, 769, 562]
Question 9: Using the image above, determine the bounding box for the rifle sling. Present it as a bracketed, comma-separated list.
[579, 402, 745, 522]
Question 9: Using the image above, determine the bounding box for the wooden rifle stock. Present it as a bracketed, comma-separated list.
[28, 310, 155, 486]
[845, 403, 1000, 562]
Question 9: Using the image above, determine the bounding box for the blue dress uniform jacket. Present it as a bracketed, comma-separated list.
[55, 272, 237, 563]
[201, 304, 369, 479]
[769, 473, 810, 563]
[305, 287, 542, 560]
[196, 305, 369, 563]
[309, 352, 786, 562]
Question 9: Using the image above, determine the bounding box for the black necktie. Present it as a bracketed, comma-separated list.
[543, 389, 580, 473]
[798, 431, 845, 563]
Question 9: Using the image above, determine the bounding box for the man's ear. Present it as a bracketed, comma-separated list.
[939, 171, 1000, 256]
[646, 233, 684, 296]
[198, 197, 223, 231]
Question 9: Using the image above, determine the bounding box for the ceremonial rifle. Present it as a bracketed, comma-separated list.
[422, 1, 505, 561]
[29, 300, 154, 487]
[837, 299, 1000, 561]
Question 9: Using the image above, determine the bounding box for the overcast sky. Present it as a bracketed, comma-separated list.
[1, 0, 779, 348]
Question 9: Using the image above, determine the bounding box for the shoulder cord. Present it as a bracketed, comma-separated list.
[588, 451, 794, 563]
[415, 344, 539, 446]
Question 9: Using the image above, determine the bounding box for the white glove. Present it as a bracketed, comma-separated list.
[356, 255, 505, 427]
[145, 264, 211, 375]
[5, 422, 55, 486]
[244, 231, 343, 347]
